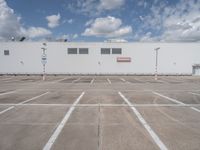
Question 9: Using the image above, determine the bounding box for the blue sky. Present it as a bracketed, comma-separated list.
[0, 0, 200, 42]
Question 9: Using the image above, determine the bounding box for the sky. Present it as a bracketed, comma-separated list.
[0, 0, 200, 42]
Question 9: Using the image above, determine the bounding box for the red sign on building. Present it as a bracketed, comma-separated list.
[117, 57, 131, 62]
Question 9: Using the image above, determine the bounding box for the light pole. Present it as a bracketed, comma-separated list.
[154, 47, 160, 80]
[41, 43, 47, 81]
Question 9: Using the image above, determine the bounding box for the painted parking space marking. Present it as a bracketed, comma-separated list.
[120, 78, 126, 82]
[0, 103, 200, 107]
[0, 106, 15, 115]
[191, 107, 200, 112]
[72, 78, 81, 83]
[0, 90, 17, 96]
[189, 92, 200, 96]
[18, 92, 49, 104]
[152, 92, 185, 105]
[52, 77, 68, 83]
[90, 78, 95, 84]
[0, 77, 14, 81]
[43, 92, 85, 150]
[153, 91, 200, 113]
[107, 78, 111, 84]
[118, 92, 168, 150]
[0, 91, 49, 115]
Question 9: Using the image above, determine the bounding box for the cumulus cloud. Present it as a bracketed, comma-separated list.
[98, 0, 125, 10]
[67, 19, 74, 24]
[23, 27, 51, 38]
[46, 13, 61, 28]
[0, 0, 51, 41]
[105, 38, 128, 42]
[82, 16, 132, 38]
[141, 0, 200, 42]
[67, 0, 125, 16]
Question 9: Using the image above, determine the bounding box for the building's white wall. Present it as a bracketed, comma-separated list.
[0, 42, 199, 75]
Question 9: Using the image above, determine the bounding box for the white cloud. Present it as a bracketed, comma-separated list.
[105, 38, 128, 42]
[46, 13, 61, 28]
[139, 32, 158, 42]
[137, 0, 148, 8]
[72, 34, 78, 39]
[141, 0, 200, 42]
[82, 16, 132, 38]
[67, 0, 125, 16]
[68, 19, 74, 24]
[98, 0, 125, 10]
[58, 34, 78, 41]
[23, 27, 51, 38]
[85, 19, 93, 26]
[0, 0, 51, 41]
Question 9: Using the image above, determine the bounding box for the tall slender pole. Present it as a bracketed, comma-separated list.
[155, 47, 160, 80]
[43, 64, 46, 81]
[41, 43, 47, 81]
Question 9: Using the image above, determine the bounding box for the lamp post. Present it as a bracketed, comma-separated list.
[41, 43, 47, 81]
[154, 47, 160, 80]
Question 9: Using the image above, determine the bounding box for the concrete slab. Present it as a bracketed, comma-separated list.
[28, 92, 81, 104]
[109, 78, 124, 83]
[0, 106, 11, 112]
[0, 106, 70, 150]
[0, 90, 46, 104]
[156, 91, 200, 104]
[101, 107, 159, 150]
[0, 106, 69, 124]
[51, 107, 98, 150]
[0, 124, 54, 150]
[122, 91, 175, 104]
[138, 107, 200, 150]
[0, 75, 200, 150]
[79, 91, 124, 104]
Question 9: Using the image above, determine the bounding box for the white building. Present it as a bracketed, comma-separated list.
[0, 42, 200, 75]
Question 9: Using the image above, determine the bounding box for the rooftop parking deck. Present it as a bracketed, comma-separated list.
[0, 75, 200, 150]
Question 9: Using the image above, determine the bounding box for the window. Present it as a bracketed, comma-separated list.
[112, 48, 122, 54]
[68, 48, 77, 54]
[4, 50, 9, 56]
[101, 48, 110, 54]
[79, 48, 89, 54]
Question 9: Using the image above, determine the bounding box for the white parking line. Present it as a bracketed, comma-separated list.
[107, 78, 111, 84]
[43, 92, 85, 150]
[153, 91, 200, 113]
[0, 106, 15, 115]
[153, 92, 185, 105]
[52, 77, 68, 83]
[189, 92, 200, 96]
[72, 78, 81, 83]
[0, 91, 49, 115]
[0, 77, 13, 81]
[18, 92, 49, 104]
[1, 103, 200, 107]
[118, 92, 168, 150]
[90, 78, 95, 84]
[133, 78, 144, 82]
[120, 78, 126, 82]
[191, 107, 200, 112]
[0, 90, 17, 96]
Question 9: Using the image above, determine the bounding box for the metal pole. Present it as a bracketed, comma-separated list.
[155, 50, 158, 80]
[43, 64, 46, 81]
[154, 47, 160, 80]
[41, 43, 47, 81]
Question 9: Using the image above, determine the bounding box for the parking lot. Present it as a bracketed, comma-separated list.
[0, 75, 200, 150]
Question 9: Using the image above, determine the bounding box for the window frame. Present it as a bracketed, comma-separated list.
[112, 48, 122, 54]
[67, 48, 78, 54]
[79, 48, 89, 54]
[101, 48, 111, 55]
[4, 50, 10, 56]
